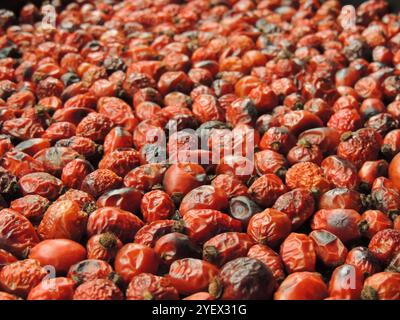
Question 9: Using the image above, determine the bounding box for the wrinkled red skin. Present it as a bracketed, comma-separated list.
[67, 259, 114, 284]
[126, 273, 179, 300]
[381, 129, 400, 159]
[87, 207, 144, 243]
[19, 172, 64, 200]
[86, 233, 123, 263]
[280, 233, 317, 274]
[371, 178, 400, 215]
[216, 156, 255, 183]
[81, 169, 122, 198]
[114, 243, 160, 284]
[28, 277, 76, 300]
[55, 136, 99, 159]
[134, 220, 183, 248]
[359, 210, 393, 239]
[247, 244, 285, 284]
[202, 232, 254, 267]
[179, 185, 228, 216]
[38, 200, 87, 241]
[33, 147, 82, 177]
[61, 159, 94, 189]
[247, 209, 291, 248]
[2, 0, 400, 301]
[0, 208, 39, 258]
[211, 174, 248, 199]
[329, 264, 364, 300]
[361, 272, 400, 300]
[321, 155, 359, 190]
[124, 164, 167, 192]
[73, 279, 123, 300]
[98, 149, 141, 177]
[76, 113, 113, 143]
[368, 229, 400, 265]
[254, 149, 288, 176]
[15, 138, 51, 156]
[279, 110, 324, 136]
[274, 272, 328, 300]
[0, 150, 45, 178]
[10, 195, 50, 221]
[287, 143, 323, 165]
[57, 189, 95, 209]
[345, 247, 381, 278]
[337, 128, 383, 169]
[182, 209, 242, 244]
[259, 127, 296, 154]
[248, 174, 288, 207]
[103, 127, 134, 154]
[2, 118, 44, 141]
[309, 230, 348, 267]
[0, 259, 47, 298]
[311, 209, 362, 244]
[318, 188, 363, 211]
[141, 190, 175, 223]
[0, 292, 20, 300]
[273, 188, 315, 230]
[298, 127, 341, 155]
[168, 258, 219, 295]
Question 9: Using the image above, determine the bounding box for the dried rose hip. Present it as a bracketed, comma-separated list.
[209, 257, 276, 300]
[86, 232, 123, 263]
[0, 259, 47, 298]
[345, 246, 381, 278]
[328, 264, 364, 300]
[0, 208, 39, 257]
[73, 279, 123, 300]
[68, 259, 115, 284]
[361, 272, 400, 300]
[154, 232, 200, 266]
[168, 258, 219, 295]
[247, 209, 291, 247]
[273, 188, 315, 230]
[126, 273, 179, 300]
[280, 233, 316, 274]
[274, 272, 328, 300]
[311, 209, 362, 244]
[38, 200, 87, 241]
[29, 239, 86, 274]
[141, 190, 175, 223]
[203, 232, 253, 267]
[114, 243, 160, 284]
[19, 172, 64, 200]
[28, 277, 76, 300]
[81, 169, 122, 198]
[309, 230, 348, 267]
[368, 229, 400, 265]
[247, 244, 285, 283]
[87, 207, 144, 243]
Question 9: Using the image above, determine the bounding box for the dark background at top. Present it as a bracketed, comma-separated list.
[1, 0, 400, 18]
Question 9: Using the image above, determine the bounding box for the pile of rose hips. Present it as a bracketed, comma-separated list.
[0, 0, 400, 300]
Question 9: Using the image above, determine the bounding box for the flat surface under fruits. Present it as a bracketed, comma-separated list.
[0, 0, 400, 301]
